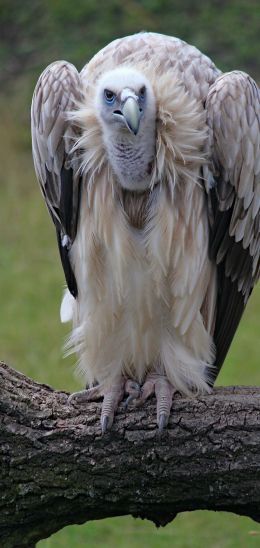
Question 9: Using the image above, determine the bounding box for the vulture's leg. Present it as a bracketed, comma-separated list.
[68, 377, 141, 434]
[136, 373, 174, 431]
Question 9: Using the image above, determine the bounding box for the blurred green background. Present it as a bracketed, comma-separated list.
[0, 1, 259, 546]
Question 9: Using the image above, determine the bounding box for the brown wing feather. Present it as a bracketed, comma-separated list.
[205, 71, 260, 375]
[31, 61, 84, 296]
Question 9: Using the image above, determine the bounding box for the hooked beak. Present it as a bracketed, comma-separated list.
[121, 96, 142, 135]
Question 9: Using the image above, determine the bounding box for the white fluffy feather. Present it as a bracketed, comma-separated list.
[60, 289, 74, 323]
[66, 64, 216, 395]
[31, 33, 260, 407]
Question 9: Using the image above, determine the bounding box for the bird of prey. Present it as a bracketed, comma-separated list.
[31, 32, 259, 433]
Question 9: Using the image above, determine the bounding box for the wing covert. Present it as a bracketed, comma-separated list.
[31, 61, 84, 296]
[205, 71, 260, 373]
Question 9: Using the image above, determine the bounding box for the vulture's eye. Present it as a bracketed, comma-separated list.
[139, 86, 146, 101]
[104, 89, 116, 104]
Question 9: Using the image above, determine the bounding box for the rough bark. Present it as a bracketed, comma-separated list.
[0, 361, 259, 547]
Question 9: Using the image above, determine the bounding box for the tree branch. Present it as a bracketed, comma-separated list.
[0, 361, 259, 547]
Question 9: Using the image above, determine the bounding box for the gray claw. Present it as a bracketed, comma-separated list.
[123, 393, 138, 410]
[158, 412, 169, 432]
[124, 381, 141, 410]
[68, 393, 81, 405]
[101, 415, 110, 436]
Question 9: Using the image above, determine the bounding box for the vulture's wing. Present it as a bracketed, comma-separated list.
[205, 71, 260, 375]
[31, 61, 84, 297]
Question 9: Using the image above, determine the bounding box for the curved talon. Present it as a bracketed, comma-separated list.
[124, 393, 137, 410]
[124, 380, 141, 410]
[155, 376, 174, 431]
[101, 415, 110, 435]
[68, 394, 76, 405]
[68, 385, 103, 405]
[158, 412, 169, 432]
[135, 373, 174, 431]
[68, 390, 89, 405]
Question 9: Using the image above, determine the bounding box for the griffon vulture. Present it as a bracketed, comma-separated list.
[31, 33, 260, 433]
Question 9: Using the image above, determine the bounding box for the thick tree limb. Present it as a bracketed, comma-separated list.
[0, 361, 259, 547]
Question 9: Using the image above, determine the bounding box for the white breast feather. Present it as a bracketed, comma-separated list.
[63, 63, 217, 396]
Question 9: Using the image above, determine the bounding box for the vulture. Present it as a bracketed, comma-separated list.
[31, 32, 260, 433]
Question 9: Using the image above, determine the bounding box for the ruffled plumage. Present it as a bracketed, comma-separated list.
[31, 32, 259, 395]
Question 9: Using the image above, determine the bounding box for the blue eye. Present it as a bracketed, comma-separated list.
[139, 86, 146, 101]
[104, 89, 116, 104]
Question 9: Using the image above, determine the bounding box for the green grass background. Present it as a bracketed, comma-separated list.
[0, 1, 259, 545]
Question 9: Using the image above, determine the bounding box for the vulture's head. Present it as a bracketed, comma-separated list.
[95, 67, 157, 191]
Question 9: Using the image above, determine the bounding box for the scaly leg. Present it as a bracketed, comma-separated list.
[136, 373, 175, 431]
[68, 377, 140, 434]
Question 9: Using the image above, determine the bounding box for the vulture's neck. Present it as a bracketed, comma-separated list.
[120, 187, 151, 229]
[104, 127, 155, 192]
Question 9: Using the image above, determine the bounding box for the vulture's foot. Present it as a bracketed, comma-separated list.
[136, 374, 174, 431]
[124, 379, 142, 408]
[68, 377, 141, 434]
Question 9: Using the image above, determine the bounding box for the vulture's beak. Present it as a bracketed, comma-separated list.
[121, 96, 142, 135]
